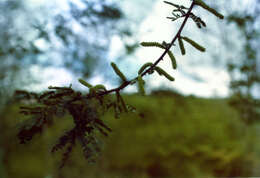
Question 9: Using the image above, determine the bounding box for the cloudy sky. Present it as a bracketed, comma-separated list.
[107, 0, 245, 97]
[28, 0, 253, 97]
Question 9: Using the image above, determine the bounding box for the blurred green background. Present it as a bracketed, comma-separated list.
[1, 91, 260, 178]
[0, 0, 260, 177]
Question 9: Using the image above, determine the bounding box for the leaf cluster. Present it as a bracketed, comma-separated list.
[15, 85, 135, 168]
[164, 1, 206, 29]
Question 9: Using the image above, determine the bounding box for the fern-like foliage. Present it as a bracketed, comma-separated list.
[15, 85, 134, 168]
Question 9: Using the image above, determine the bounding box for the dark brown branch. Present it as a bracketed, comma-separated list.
[141, 1, 195, 77]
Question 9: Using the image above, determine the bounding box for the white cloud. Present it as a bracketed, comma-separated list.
[26, 0, 248, 98]
[26, 66, 74, 92]
[130, 0, 232, 97]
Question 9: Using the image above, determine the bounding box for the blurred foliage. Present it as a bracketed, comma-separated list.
[226, 1, 260, 124]
[11, 77, 140, 168]
[12, 85, 125, 169]
[1, 91, 260, 178]
[0, 0, 133, 108]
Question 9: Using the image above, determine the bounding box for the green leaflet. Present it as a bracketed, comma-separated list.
[138, 62, 153, 75]
[163, 1, 188, 10]
[182, 36, 206, 52]
[163, 1, 179, 8]
[111, 62, 127, 82]
[155, 67, 175, 81]
[154, 66, 164, 76]
[194, 0, 224, 19]
[119, 95, 128, 113]
[78, 79, 106, 94]
[140, 42, 164, 49]
[93, 84, 107, 91]
[78, 78, 93, 88]
[168, 51, 177, 69]
[116, 91, 128, 112]
[141, 41, 177, 69]
[88, 84, 107, 95]
[137, 75, 145, 95]
[178, 37, 186, 55]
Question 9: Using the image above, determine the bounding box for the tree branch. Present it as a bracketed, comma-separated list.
[97, 1, 195, 97]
